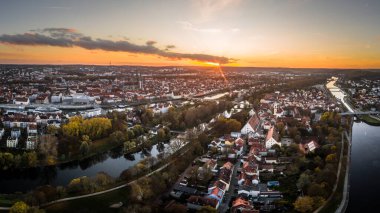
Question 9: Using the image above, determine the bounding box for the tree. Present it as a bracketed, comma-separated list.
[165, 203, 187, 213]
[124, 141, 136, 153]
[27, 152, 38, 167]
[312, 196, 325, 209]
[157, 128, 166, 142]
[198, 132, 211, 149]
[198, 206, 217, 213]
[294, 135, 302, 143]
[79, 141, 90, 156]
[10, 201, 29, 213]
[325, 153, 337, 163]
[294, 196, 314, 212]
[130, 182, 143, 201]
[95, 172, 113, 187]
[169, 138, 186, 153]
[109, 130, 125, 144]
[307, 183, 326, 197]
[46, 125, 59, 135]
[297, 173, 311, 191]
[62, 116, 112, 140]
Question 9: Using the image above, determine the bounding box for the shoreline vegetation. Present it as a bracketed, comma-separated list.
[359, 114, 380, 126]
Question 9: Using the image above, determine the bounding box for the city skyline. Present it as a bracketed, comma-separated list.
[1, 0, 380, 68]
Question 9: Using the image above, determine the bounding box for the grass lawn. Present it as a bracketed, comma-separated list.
[359, 115, 380, 126]
[0, 195, 14, 207]
[45, 186, 131, 213]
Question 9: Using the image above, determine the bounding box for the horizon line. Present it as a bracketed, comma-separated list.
[0, 63, 379, 70]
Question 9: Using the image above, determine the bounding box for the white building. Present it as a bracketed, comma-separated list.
[51, 93, 62, 103]
[265, 127, 281, 149]
[13, 97, 30, 105]
[7, 137, 18, 148]
[26, 136, 37, 150]
[80, 108, 102, 118]
[241, 113, 260, 137]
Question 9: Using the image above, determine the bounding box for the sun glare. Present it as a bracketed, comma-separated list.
[205, 62, 220, 67]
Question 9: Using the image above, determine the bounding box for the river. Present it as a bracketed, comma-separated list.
[0, 143, 169, 194]
[327, 77, 380, 212]
[346, 121, 380, 212]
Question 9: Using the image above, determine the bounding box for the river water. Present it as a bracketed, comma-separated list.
[0, 143, 168, 194]
[346, 121, 380, 212]
[327, 78, 380, 212]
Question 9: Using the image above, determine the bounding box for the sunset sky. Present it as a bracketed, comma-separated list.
[1, 0, 380, 68]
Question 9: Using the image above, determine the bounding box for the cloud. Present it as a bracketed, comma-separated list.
[177, 21, 222, 33]
[146, 40, 157, 46]
[165, 45, 176, 51]
[0, 28, 234, 64]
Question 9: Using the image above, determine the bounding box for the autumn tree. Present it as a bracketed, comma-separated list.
[10, 201, 29, 213]
[294, 196, 314, 212]
[62, 116, 112, 140]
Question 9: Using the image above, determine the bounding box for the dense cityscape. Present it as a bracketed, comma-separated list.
[0, 64, 379, 213]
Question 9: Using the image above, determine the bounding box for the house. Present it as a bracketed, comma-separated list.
[238, 161, 259, 186]
[281, 137, 294, 146]
[0, 128, 4, 139]
[35, 94, 50, 104]
[27, 124, 38, 134]
[7, 137, 18, 148]
[231, 197, 259, 213]
[264, 157, 278, 164]
[170, 184, 197, 200]
[187, 196, 219, 210]
[305, 140, 318, 153]
[241, 113, 260, 136]
[11, 128, 21, 139]
[231, 132, 242, 138]
[205, 159, 218, 172]
[218, 162, 234, 191]
[206, 187, 224, 206]
[13, 96, 29, 105]
[51, 92, 62, 103]
[26, 136, 37, 150]
[300, 140, 319, 153]
[265, 127, 281, 149]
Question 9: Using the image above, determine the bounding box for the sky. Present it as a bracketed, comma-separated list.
[0, 0, 380, 68]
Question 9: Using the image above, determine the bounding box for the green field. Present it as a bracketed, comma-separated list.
[45, 186, 131, 213]
[359, 115, 380, 126]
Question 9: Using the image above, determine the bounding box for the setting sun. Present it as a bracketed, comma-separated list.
[205, 62, 220, 67]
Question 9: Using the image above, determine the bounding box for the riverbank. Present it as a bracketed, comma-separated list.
[316, 131, 349, 213]
[317, 78, 351, 213]
[358, 114, 380, 126]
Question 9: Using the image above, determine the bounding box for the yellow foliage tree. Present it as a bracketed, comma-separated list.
[10, 201, 29, 213]
[294, 196, 314, 212]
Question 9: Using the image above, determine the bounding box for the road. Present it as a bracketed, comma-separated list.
[219, 159, 240, 213]
[335, 131, 352, 213]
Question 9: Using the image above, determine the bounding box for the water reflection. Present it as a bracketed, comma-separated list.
[346, 121, 380, 212]
[0, 142, 167, 194]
